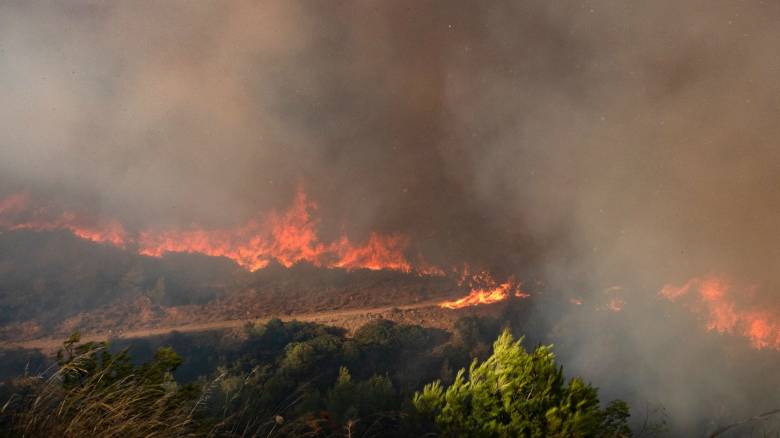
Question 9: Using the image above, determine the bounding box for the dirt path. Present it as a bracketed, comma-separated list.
[0, 299, 447, 352]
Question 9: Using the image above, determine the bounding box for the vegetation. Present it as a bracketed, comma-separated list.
[0, 230, 239, 328]
[1, 317, 632, 437]
[1, 333, 199, 437]
[412, 329, 630, 437]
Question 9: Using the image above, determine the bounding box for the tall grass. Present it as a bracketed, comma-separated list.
[2, 344, 199, 438]
[0, 336, 409, 437]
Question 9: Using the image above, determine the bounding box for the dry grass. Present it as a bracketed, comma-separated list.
[2, 344, 200, 438]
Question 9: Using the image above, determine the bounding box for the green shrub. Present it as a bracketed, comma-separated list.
[413, 329, 631, 438]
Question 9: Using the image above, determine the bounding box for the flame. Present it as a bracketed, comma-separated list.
[0, 190, 420, 273]
[0, 191, 529, 308]
[136, 189, 322, 271]
[0, 194, 128, 247]
[69, 220, 128, 247]
[331, 233, 412, 272]
[660, 276, 780, 350]
[137, 190, 415, 272]
[439, 270, 529, 309]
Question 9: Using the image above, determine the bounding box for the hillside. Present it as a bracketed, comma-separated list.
[0, 230, 507, 348]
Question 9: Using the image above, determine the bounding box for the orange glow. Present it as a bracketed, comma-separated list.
[69, 219, 128, 247]
[0, 190, 423, 273]
[0, 193, 27, 216]
[607, 298, 625, 312]
[439, 270, 529, 309]
[0, 192, 529, 307]
[136, 189, 323, 271]
[415, 264, 446, 277]
[332, 233, 412, 272]
[0, 194, 128, 247]
[137, 190, 415, 272]
[660, 276, 780, 350]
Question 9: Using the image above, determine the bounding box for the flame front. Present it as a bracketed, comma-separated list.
[660, 276, 780, 350]
[0, 194, 129, 247]
[1, 191, 533, 310]
[439, 270, 529, 309]
[0, 190, 417, 273]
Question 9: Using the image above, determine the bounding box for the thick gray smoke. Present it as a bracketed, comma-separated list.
[2, 0, 779, 433]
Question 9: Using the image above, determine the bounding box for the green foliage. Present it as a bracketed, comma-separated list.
[413, 329, 631, 438]
[280, 334, 341, 378]
[453, 315, 502, 353]
[326, 367, 396, 425]
[1, 320, 636, 437]
[56, 332, 135, 389]
[601, 400, 632, 437]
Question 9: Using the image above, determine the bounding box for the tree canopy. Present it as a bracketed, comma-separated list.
[413, 329, 631, 438]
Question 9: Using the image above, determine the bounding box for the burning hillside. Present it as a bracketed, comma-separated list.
[0, 189, 539, 316]
[4, 189, 780, 353]
[0, 188, 536, 347]
[0, 190, 420, 273]
[0, 224, 534, 349]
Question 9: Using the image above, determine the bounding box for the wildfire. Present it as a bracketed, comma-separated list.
[660, 276, 780, 350]
[0, 194, 129, 247]
[439, 270, 529, 309]
[0, 190, 419, 273]
[135, 190, 416, 272]
[0, 191, 532, 310]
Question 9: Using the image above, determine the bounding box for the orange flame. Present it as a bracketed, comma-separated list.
[0, 194, 128, 247]
[331, 233, 412, 272]
[439, 270, 529, 309]
[69, 220, 128, 247]
[660, 276, 780, 350]
[0, 192, 529, 307]
[0, 190, 421, 273]
[136, 190, 415, 272]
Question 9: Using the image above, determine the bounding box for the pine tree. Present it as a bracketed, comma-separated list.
[413, 329, 631, 438]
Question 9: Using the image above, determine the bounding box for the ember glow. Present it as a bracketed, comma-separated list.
[660, 276, 780, 350]
[605, 286, 625, 312]
[607, 298, 625, 312]
[0, 190, 420, 273]
[439, 270, 529, 309]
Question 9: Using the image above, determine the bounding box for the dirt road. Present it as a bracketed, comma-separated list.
[0, 299, 448, 352]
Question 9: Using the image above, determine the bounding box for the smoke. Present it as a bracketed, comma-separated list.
[2, 0, 780, 433]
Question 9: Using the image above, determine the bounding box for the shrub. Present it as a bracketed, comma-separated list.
[413, 329, 631, 438]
